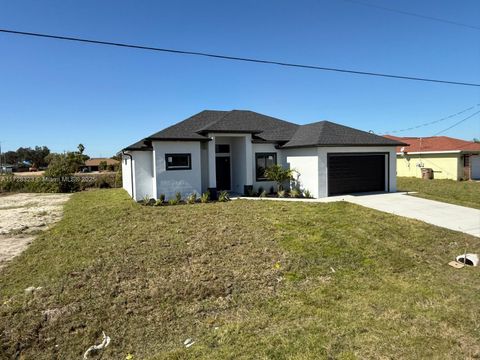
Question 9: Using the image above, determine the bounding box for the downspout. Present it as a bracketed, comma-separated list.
[122, 151, 134, 199]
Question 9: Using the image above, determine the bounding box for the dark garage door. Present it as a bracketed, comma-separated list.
[328, 154, 386, 196]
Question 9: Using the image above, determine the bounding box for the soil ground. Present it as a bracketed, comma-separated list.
[0, 193, 70, 269]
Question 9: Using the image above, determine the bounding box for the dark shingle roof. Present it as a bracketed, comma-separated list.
[197, 110, 299, 142]
[122, 111, 405, 151]
[281, 121, 406, 148]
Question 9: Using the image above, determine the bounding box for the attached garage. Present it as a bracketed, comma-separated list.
[327, 153, 387, 196]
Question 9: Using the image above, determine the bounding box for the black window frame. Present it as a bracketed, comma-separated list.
[255, 152, 277, 181]
[215, 144, 230, 154]
[165, 153, 192, 171]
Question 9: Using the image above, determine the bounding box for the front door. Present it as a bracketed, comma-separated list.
[216, 156, 231, 190]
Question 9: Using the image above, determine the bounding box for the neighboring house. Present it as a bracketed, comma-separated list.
[120, 110, 404, 201]
[384, 135, 480, 180]
[84, 158, 119, 172]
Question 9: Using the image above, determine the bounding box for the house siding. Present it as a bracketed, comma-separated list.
[152, 141, 202, 199]
[122, 150, 155, 201]
[396, 153, 460, 180]
[283, 148, 319, 198]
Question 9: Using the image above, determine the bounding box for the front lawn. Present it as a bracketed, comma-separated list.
[1, 189, 479, 359]
[397, 176, 480, 209]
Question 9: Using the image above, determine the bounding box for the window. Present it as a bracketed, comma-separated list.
[165, 153, 191, 170]
[256, 153, 277, 181]
[215, 144, 230, 154]
[464, 155, 470, 167]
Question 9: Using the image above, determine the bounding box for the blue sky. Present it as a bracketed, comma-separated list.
[1, 0, 479, 157]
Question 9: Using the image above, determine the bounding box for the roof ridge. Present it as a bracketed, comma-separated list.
[196, 110, 233, 132]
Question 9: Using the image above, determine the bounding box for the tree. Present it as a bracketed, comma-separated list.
[474, 138, 480, 143]
[14, 146, 50, 167]
[77, 143, 85, 154]
[44, 153, 80, 192]
[99, 161, 108, 171]
[3, 151, 18, 165]
[264, 164, 295, 192]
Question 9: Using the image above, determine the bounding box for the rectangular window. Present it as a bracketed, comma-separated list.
[165, 153, 191, 170]
[256, 153, 277, 181]
[215, 144, 230, 154]
[464, 155, 470, 167]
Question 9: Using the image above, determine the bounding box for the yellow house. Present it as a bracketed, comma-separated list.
[384, 135, 480, 180]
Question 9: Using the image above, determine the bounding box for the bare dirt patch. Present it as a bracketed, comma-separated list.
[0, 193, 70, 268]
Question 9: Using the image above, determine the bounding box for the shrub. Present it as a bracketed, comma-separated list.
[141, 195, 152, 205]
[218, 190, 230, 202]
[159, 194, 166, 202]
[175, 192, 182, 203]
[168, 198, 179, 205]
[258, 186, 264, 195]
[154, 199, 163, 206]
[290, 188, 301, 198]
[277, 190, 286, 198]
[303, 189, 312, 198]
[186, 193, 197, 204]
[259, 190, 267, 198]
[200, 191, 210, 203]
[246, 187, 256, 197]
[264, 164, 295, 192]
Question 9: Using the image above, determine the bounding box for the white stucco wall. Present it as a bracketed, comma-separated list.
[133, 151, 155, 201]
[122, 151, 155, 201]
[121, 155, 133, 197]
[252, 143, 281, 192]
[153, 141, 202, 200]
[317, 146, 397, 198]
[283, 147, 320, 198]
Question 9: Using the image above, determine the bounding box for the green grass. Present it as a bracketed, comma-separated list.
[1, 189, 479, 359]
[397, 177, 480, 209]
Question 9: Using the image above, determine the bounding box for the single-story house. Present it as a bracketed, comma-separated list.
[384, 135, 480, 180]
[83, 158, 119, 172]
[120, 110, 405, 200]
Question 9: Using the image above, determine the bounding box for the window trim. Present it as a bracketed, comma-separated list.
[165, 153, 192, 171]
[255, 152, 277, 181]
[215, 144, 230, 154]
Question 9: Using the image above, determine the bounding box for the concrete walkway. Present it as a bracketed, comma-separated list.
[236, 192, 480, 237]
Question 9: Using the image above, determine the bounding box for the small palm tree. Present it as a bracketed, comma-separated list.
[264, 164, 295, 192]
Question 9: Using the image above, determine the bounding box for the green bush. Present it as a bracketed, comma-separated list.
[303, 189, 312, 198]
[175, 192, 182, 203]
[168, 198, 179, 205]
[218, 190, 230, 202]
[290, 188, 301, 198]
[186, 193, 197, 204]
[200, 191, 210, 203]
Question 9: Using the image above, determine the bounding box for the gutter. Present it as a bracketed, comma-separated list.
[122, 151, 134, 199]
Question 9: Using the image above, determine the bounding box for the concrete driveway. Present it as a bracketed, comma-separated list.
[341, 192, 480, 237]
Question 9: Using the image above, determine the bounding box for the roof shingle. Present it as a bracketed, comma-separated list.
[122, 110, 406, 151]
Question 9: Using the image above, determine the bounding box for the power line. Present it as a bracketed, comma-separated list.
[432, 109, 480, 136]
[1, 28, 479, 87]
[382, 104, 480, 134]
[341, 0, 480, 31]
